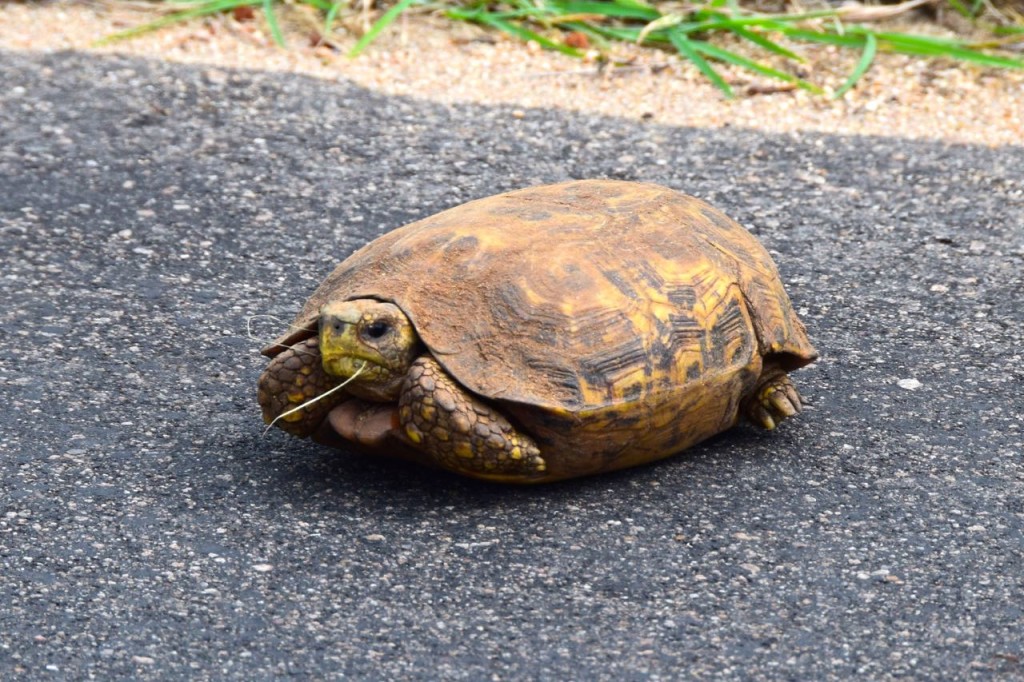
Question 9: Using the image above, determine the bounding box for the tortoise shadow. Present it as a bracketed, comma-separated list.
[241, 426, 768, 514]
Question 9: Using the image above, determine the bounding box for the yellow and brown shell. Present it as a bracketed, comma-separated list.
[264, 180, 816, 479]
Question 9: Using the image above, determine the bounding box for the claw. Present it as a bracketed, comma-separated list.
[783, 382, 803, 412]
[767, 389, 797, 418]
[750, 402, 777, 430]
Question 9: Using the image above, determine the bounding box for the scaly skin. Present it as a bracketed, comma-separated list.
[398, 356, 546, 479]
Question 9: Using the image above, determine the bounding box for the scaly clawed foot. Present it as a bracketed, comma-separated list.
[746, 371, 804, 430]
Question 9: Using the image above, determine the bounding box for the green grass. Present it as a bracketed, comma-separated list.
[97, 0, 1024, 97]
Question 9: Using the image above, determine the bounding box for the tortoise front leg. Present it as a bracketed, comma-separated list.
[398, 356, 547, 479]
[258, 336, 346, 437]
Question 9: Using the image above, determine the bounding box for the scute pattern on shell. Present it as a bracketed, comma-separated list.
[266, 180, 815, 419]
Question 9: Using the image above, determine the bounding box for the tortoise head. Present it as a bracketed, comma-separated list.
[319, 299, 421, 400]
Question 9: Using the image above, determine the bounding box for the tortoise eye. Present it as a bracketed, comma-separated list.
[363, 320, 391, 340]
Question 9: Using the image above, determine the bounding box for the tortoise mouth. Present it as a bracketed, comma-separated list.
[322, 353, 391, 382]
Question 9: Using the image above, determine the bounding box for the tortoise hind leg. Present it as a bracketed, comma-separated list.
[398, 356, 547, 480]
[745, 367, 804, 431]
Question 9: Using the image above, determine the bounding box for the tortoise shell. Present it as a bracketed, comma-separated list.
[264, 180, 816, 479]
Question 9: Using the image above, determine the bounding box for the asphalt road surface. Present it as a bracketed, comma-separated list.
[2, 50, 1022, 680]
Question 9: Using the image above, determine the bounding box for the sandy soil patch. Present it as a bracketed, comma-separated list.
[1, 1, 1022, 146]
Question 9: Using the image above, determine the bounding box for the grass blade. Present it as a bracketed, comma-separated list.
[548, 0, 660, 21]
[324, 1, 345, 34]
[612, 0, 658, 11]
[781, 28, 875, 49]
[262, 0, 286, 47]
[833, 30, 876, 98]
[568, 20, 666, 44]
[94, 0, 248, 45]
[945, 0, 979, 17]
[728, 26, 804, 62]
[787, 24, 1024, 70]
[471, 12, 586, 57]
[685, 9, 846, 34]
[667, 30, 734, 98]
[348, 0, 418, 58]
[693, 41, 823, 94]
[866, 29, 1024, 68]
[293, 0, 334, 11]
[637, 13, 685, 45]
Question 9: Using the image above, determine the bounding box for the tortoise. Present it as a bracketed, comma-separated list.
[258, 179, 816, 483]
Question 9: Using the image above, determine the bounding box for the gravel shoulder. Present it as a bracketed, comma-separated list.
[1, 0, 1023, 146]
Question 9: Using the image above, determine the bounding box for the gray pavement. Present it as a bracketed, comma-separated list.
[1, 49, 1022, 680]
